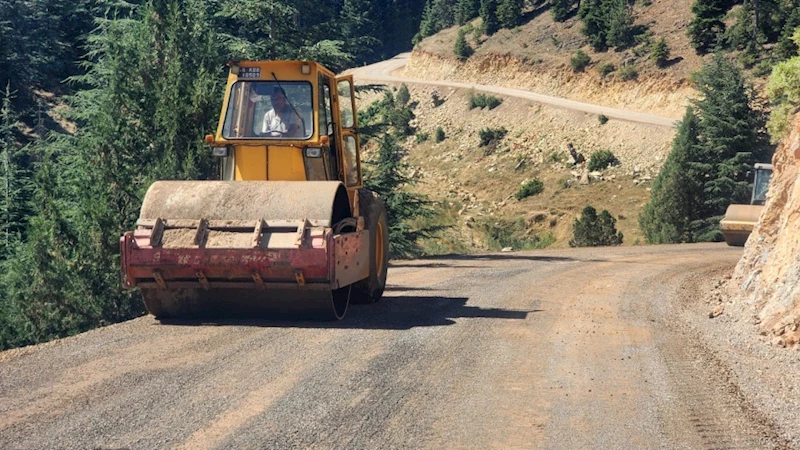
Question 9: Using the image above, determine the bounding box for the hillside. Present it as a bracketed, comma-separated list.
[408, 0, 706, 118]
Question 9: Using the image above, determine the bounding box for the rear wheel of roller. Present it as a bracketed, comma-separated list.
[351, 189, 389, 304]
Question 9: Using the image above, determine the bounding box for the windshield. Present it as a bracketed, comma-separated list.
[222, 81, 313, 140]
[752, 168, 772, 205]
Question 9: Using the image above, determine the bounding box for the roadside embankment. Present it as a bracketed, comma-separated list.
[729, 113, 800, 348]
[403, 50, 693, 119]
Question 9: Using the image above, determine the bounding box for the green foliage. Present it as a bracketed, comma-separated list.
[640, 108, 707, 243]
[618, 65, 639, 80]
[651, 37, 670, 67]
[416, 131, 430, 143]
[605, 0, 634, 49]
[454, 28, 475, 59]
[767, 29, 800, 142]
[570, 50, 592, 72]
[435, 126, 446, 142]
[688, 0, 729, 53]
[551, 0, 579, 22]
[468, 92, 503, 109]
[397, 83, 411, 106]
[480, 0, 500, 35]
[479, 127, 508, 146]
[0, 84, 32, 262]
[569, 206, 623, 247]
[419, 0, 457, 39]
[363, 133, 442, 258]
[598, 114, 609, 124]
[456, 0, 481, 24]
[497, 0, 523, 29]
[579, 0, 608, 51]
[515, 179, 544, 200]
[588, 150, 619, 170]
[476, 218, 556, 250]
[597, 62, 616, 77]
[641, 55, 773, 244]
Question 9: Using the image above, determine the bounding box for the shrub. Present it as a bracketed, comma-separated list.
[396, 83, 410, 106]
[468, 92, 504, 110]
[570, 49, 592, 72]
[415, 131, 429, 143]
[618, 65, 638, 80]
[485, 95, 503, 110]
[598, 114, 609, 125]
[597, 62, 616, 77]
[479, 127, 507, 146]
[454, 29, 474, 60]
[588, 150, 619, 171]
[434, 126, 445, 142]
[569, 206, 623, 247]
[650, 37, 670, 68]
[515, 178, 544, 200]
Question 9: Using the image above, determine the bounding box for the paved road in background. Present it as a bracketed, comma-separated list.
[349, 53, 679, 129]
[1, 244, 782, 449]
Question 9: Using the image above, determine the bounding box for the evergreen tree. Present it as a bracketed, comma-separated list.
[651, 37, 670, 67]
[456, 0, 481, 24]
[579, 0, 608, 51]
[766, 28, 800, 141]
[639, 108, 707, 243]
[340, 0, 383, 64]
[363, 133, 439, 258]
[0, 84, 32, 260]
[550, 0, 577, 22]
[688, 0, 729, 53]
[605, 0, 634, 49]
[454, 28, 475, 59]
[692, 53, 770, 231]
[776, 6, 800, 59]
[497, 0, 523, 29]
[569, 206, 623, 247]
[480, 0, 500, 35]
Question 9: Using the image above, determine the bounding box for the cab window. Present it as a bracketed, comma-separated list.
[222, 81, 313, 139]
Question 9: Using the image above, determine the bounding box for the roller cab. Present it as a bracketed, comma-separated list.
[120, 61, 389, 320]
[719, 163, 773, 247]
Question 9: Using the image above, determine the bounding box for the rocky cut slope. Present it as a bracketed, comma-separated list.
[730, 113, 800, 348]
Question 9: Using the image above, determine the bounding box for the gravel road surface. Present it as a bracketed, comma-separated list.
[0, 244, 792, 449]
[347, 53, 678, 129]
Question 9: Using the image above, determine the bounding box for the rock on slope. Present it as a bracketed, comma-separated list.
[731, 113, 800, 347]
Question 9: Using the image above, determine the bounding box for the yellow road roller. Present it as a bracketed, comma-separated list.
[120, 61, 388, 320]
[719, 163, 773, 246]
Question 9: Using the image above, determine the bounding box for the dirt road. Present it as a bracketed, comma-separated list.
[348, 53, 678, 129]
[0, 243, 790, 449]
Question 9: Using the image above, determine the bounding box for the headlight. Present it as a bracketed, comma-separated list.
[305, 147, 322, 158]
[212, 146, 228, 157]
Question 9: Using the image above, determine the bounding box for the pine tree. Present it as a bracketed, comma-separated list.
[651, 37, 670, 67]
[363, 134, 439, 258]
[497, 0, 523, 29]
[579, 0, 608, 51]
[688, 0, 729, 53]
[340, 0, 383, 64]
[692, 54, 771, 238]
[639, 108, 708, 243]
[569, 206, 623, 247]
[480, 0, 500, 35]
[604, 0, 634, 49]
[0, 84, 32, 260]
[550, 0, 577, 22]
[456, 0, 481, 24]
[454, 28, 474, 59]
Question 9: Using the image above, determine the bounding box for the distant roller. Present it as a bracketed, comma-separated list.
[719, 163, 773, 247]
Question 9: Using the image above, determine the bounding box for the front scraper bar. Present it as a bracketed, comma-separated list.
[120, 217, 369, 292]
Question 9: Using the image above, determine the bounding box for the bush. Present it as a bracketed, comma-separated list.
[415, 131, 429, 143]
[468, 92, 504, 110]
[569, 206, 624, 247]
[598, 114, 609, 125]
[597, 62, 616, 77]
[454, 29, 474, 60]
[570, 49, 592, 72]
[396, 83, 410, 106]
[650, 37, 670, 68]
[588, 150, 619, 171]
[434, 126, 445, 142]
[618, 65, 638, 80]
[479, 127, 507, 146]
[515, 178, 544, 200]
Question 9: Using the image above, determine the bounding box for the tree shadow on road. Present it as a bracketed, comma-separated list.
[157, 295, 541, 330]
[389, 253, 605, 268]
